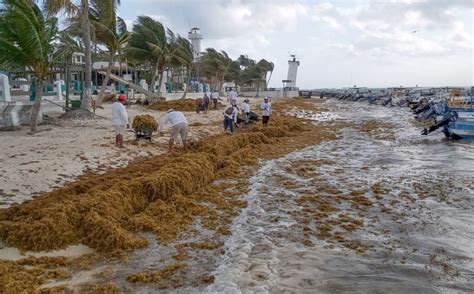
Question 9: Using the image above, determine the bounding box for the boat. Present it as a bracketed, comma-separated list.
[422, 88, 474, 139]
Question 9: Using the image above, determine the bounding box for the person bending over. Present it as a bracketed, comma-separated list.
[223, 106, 236, 133]
[241, 99, 250, 123]
[159, 109, 189, 152]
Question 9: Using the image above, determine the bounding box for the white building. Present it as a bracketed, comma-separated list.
[283, 55, 300, 89]
[188, 27, 203, 61]
[72, 52, 85, 65]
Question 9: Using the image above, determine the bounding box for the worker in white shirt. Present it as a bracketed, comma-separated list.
[159, 109, 189, 152]
[211, 90, 220, 110]
[260, 97, 272, 127]
[241, 99, 250, 123]
[227, 89, 238, 106]
[111, 95, 129, 148]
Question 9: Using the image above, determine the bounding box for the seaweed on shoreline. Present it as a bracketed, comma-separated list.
[0, 99, 343, 292]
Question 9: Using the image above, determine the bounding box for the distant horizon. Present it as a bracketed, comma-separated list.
[119, 0, 473, 89]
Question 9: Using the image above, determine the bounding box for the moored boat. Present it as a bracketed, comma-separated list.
[422, 88, 474, 139]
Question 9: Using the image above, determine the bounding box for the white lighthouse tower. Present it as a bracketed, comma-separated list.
[188, 27, 203, 61]
[284, 54, 300, 89]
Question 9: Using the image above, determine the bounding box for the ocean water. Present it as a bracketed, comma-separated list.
[206, 101, 474, 293]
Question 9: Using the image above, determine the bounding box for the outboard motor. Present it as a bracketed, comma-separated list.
[352, 94, 362, 101]
[432, 101, 448, 115]
[409, 97, 425, 110]
[421, 111, 458, 136]
[397, 99, 409, 107]
[367, 94, 377, 104]
[358, 94, 368, 101]
[416, 104, 435, 121]
[381, 96, 393, 106]
[413, 99, 430, 114]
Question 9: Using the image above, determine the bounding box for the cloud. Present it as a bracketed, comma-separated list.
[118, 0, 474, 87]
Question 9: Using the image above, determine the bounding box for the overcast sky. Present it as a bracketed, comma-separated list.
[118, 0, 473, 89]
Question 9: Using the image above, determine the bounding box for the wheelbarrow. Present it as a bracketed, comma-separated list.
[133, 126, 153, 142]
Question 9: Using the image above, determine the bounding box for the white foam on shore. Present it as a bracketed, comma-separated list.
[206, 160, 283, 293]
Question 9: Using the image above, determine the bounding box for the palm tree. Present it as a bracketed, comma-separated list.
[169, 36, 194, 99]
[43, 0, 119, 110]
[128, 17, 197, 97]
[89, 0, 128, 105]
[256, 59, 274, 89]
[200, 49, 233, 94]
[127, 16, 165, 95]
[156, 29, 196, 96]
[240, 59, 274, 96]
[237, 54, 255, 69]
[0, 0, 61, 132]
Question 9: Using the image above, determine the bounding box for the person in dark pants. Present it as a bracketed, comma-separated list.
[223, 106, 235, 133]
[260, 97, 272, 127]
[202, 92, 210, 114]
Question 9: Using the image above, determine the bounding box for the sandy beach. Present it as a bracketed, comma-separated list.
[0, 100, 234, 208]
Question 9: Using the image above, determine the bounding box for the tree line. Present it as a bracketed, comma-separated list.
[0, 0, 274, 132]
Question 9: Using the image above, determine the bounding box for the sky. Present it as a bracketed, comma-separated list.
[118, 0, 474, 89]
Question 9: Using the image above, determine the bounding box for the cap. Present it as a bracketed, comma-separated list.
[167, 109, 174, 113]
[118, 95, 126, 101]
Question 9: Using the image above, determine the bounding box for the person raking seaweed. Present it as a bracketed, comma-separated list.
[159, 109, 189, 152]
[223, 105, 236, 134]
[111, 95, 130, 148]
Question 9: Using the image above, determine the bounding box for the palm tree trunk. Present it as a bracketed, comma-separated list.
[157, 69, 164, 97]
[267, 70, 273, 88]
[180, 66, 190, 99]
[80, 0, 92, 110]
[218, 73, 225, 96]
[180, 82, 187, 99]
[30, 78, 44, 132]
[118, 52, 122, 77]
[96, 52, 114, 106]
[149, 63, 158, 93]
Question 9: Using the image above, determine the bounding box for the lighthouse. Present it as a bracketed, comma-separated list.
[188, 27, 203, 61]
[284, 55, 300, 89]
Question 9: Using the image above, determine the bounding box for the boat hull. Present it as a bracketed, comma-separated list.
[446, 110, 474, 139]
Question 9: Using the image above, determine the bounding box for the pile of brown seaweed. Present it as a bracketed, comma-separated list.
[132, 114, 159, 131]
[148, 99, 201, 112]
